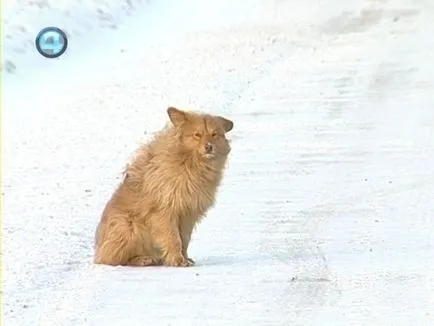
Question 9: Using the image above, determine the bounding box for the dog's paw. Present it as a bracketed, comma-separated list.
[164, 254, 193, 267]
[186, 257, 195, 265]
[128, 256, 158, 267]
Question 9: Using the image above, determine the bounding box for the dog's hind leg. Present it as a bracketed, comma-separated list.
[94, 215, 145, 266]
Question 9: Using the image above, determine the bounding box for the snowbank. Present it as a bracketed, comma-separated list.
[1, 0, 149, 74]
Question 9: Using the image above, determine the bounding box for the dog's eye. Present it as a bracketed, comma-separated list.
[194, 132, 202, 138]
[211, 131, 218, 138]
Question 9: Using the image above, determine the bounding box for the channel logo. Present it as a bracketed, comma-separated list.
[35, 27, 68, 59]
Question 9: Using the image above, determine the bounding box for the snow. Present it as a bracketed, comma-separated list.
[1, 0, 148, 74]
[2, 0, 434, 325]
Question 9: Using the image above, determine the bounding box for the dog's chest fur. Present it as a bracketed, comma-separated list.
[161, 163, 221, 219]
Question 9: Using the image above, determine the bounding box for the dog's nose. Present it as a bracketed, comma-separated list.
[205, 143, 213, 153]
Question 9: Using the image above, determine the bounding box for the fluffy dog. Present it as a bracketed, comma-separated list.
[94, 107, 234, 267]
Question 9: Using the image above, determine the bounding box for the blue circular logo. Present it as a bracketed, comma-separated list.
[35, 27, 68, 59]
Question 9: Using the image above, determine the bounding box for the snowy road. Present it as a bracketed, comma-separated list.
[2, 0, 434, 325]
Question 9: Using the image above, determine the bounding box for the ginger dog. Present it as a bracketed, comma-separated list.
[94, 107, 234, 267]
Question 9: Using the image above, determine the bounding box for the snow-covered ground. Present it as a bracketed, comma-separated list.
[2, 0, 434, 325]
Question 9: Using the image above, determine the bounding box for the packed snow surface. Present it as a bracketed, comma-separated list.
[2, 0, 434, 325]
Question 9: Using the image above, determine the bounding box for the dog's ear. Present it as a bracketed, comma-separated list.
[217, 116, 234, 133]
[167, 107, 187, 127]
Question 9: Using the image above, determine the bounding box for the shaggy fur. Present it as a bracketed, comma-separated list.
[94, 107, 234, 267]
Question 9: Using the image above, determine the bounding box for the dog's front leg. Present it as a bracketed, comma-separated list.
[152, 214, 193, 267]
[179, 219, 196, 265]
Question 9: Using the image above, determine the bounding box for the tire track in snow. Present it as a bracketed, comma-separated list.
[218, 0, 430, 322]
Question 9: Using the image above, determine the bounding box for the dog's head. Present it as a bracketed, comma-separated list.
[167, 107, 233, 160]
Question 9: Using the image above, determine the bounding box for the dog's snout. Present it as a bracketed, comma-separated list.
[205, 142, 213, 153]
